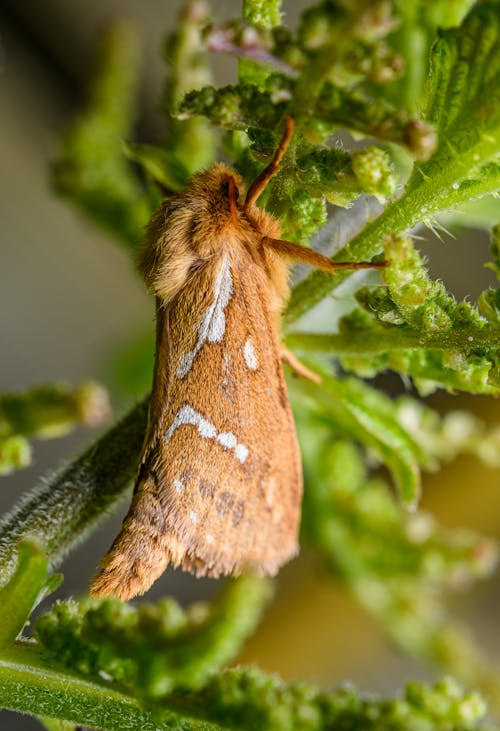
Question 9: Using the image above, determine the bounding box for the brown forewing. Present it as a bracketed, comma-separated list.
[91, 241, 302, 599]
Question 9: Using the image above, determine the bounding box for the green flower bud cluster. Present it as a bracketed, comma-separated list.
[316, 84, 436, 158]
[298, 416, 498, 698]
[324, 230, 500, 394]
[180, 82, 287, 130]
[395, 396, 500, 469]
[243, 0, 282, 30]
[35, 599, 135, 686]
[383, 233, 483, 331]
[167, 668, 489, 731]
[0, 382, 110, 475]
[35, 576, 273, 700]
[293, 146, 397, 206]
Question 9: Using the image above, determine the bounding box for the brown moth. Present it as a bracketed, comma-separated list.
[90, 118, 386, 600]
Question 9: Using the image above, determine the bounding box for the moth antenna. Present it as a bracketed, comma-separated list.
[262, 236, 390, 272]
[228, 175, 239, 226]
[244, 116, 295, 212]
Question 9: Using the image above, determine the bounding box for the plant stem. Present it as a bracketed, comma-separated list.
[0, 399, 148, 585]
[0, 641, 198, 731]
[286, 326, 500, 354]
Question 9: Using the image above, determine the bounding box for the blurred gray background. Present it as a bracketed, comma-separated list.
[1, 2, 499, 729]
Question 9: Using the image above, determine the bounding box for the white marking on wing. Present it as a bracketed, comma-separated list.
[243, 339, 258, 370]
[173, 478, 184, 494]
[199, 420, 217, 438]
[176, 258, 233, 378]
[217, 431, 237, 449]
[235, 444, 249, 464]
[177, 352, 194, 377]
[164, 405, 249, 464]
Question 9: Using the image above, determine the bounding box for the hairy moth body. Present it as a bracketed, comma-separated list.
[91, 119, 386, 600]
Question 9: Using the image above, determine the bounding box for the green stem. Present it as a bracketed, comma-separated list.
[286, 325, 500, 354]
[0, 641, 198, 731]
[290, 4, 385, 134]
[52, 22, 150, 248]
[163, 0, 216, 175]
[0, 399, 148, 585]
[396, 10, 427, 111]
[240, 1, 282, 87]
[292, 42, 343, 130]
[0, 642, 490, 731]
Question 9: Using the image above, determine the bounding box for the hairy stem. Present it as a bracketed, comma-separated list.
[0, 642, 197, 731]
[0, 399, 148, 585]
[286, 326, 500, 354]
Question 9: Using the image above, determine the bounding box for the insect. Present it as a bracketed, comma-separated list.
[90, 118, 387, 600]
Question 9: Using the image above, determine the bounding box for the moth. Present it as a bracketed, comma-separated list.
[90, 118, 386, 600]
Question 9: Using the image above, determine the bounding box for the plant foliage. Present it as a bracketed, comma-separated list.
[1, 0, 500, 729]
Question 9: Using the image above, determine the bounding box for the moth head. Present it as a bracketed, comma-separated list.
[187, 163, 245, 223]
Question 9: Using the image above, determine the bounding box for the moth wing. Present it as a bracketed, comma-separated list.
[91, 248, 302, 599]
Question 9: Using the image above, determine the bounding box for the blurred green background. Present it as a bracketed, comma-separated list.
[1, 1, 499, 729]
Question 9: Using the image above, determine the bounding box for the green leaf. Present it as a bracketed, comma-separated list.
[299, 425, 500, 708]
[0, 540, 48, 649]
[292, 368, 421, 506]
[0, 642, 199, 731]
[123, 142, 188, 192]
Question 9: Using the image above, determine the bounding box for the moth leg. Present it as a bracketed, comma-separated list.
[244, 117, 295, 211]
[262, 236, 390, 272]
[280, 344, 321, 383]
